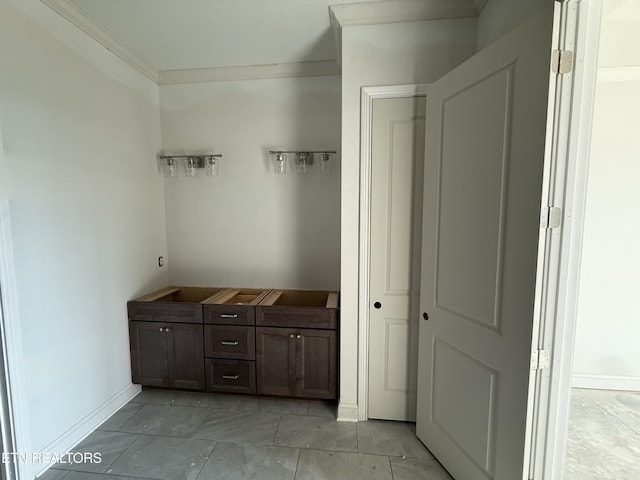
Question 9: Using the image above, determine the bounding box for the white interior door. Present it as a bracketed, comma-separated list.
[416, 5, 556, 480]
[369, 96, 425, 421]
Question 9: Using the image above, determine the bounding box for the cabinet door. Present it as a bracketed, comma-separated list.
[256, 327, 296, 396]
[129, 321, 169, 387]
[295, 329, 337, 400]
[166, 323, 205, 390]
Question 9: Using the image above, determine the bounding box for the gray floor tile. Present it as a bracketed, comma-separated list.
[129, 389, 178, 405]
[584, 389, 640, 435]
[357, 421, 430, 459]
[565, 390, 640, 480]
[36, 468, 67, 480]
[173, 391, 242, 410]
[63, 472, 156, 480]
[274, 415, 357, 452]
[196, 441, 299, 480]
[107, 435, 214, 480]
[118, 404, 210, 437]
[63, 431, 138, 473]
[98, 403, 143, 431]
[295, 449, 392, 480]
[390, 456, 453, 480]
[307, 401, 337, 418]
[237, 396, 309, 415]
[194, 409, 281, 444]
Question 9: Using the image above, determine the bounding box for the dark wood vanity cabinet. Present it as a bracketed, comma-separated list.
[256, 327, 337, 399]
[129, 321, 204, 390]
[128, 286, 224, 391]
[255, 290, 339, 400]
[128, 286, 338, 400]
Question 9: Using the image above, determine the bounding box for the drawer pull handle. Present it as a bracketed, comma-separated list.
[222, 374, 240, 380]
[220, 314, 238, 318]
[220, 341, 240, 346]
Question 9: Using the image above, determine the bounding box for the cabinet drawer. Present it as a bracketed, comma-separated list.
[203, 305, 254, 325]
[255, 307, 337, 329]
[205, 359, 256, 394]
[128, 301, 203, 324]
[204, 325, 255, 360]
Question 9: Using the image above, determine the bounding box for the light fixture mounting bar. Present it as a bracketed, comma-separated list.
[159, 154, 223, 159]
[268, 150, 337, 154]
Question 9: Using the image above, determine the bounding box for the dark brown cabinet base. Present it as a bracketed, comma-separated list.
[128, 286, 338, 400]
[256, 327, 337, 400]
[129, 321, 204, 390]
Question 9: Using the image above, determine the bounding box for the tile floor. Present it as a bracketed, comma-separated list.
[565, 388, 640, 480]
[37, 389, 453, 480]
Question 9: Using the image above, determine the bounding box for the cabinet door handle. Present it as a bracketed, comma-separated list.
[165, 326, 172, 332]
[296, 334, 301, 339]
[289, 334, 294, 338]
[220, 314, 238, 318]
[159, 327, 164, 332]
[220, 341, 239, 346]
[222, 374, 240, 380]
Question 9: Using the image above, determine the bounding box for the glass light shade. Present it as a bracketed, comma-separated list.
[185, 157, 196, 177]
[164, 158, 177, 177]
[273, 152, 287, 174]
[319, 153, 332, 175]
[296, 152, 311, 175]
[206, 156, 219, 176]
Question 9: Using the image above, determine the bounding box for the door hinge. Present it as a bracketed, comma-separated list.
[541, 206, 562, 229]
[552, 49, 573, 74]
[531, 350, 551, 371]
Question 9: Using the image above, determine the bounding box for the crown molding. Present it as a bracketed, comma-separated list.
[159, 60, 341, 85]
[41, 0, 158, 83]
[330, 0, 478, 67]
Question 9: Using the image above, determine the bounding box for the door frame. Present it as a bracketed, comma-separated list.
[358, 84, 427, 421]
[0, 107, 30, 479]
[528, 1, 603, 478]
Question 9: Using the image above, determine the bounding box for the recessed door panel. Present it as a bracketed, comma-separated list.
[431, 338, 496, 477]
[435, 67, 514, 332]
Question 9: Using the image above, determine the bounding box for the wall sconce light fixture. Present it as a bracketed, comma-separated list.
[269, 150, 336, 175]
[159, 154, 223, 177]
[296, 152, 312, 175]
[273, 152, 287, 174]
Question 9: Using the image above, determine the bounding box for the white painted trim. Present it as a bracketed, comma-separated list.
[330, 0, 476, 28]
[329, 0, 477, 71]
[158, 61, 341, 85]
[329, 7, 343, 68]
[597, 66, 640, 82]
[33, 383, 141, 478]
[572, 374, 640, 392]
[0, 101, 32, 480]
[337, 402, 359, 423]
[534, 2, 603, 480]
[41, 0, 158, 83]
[358, 84, 427, 422]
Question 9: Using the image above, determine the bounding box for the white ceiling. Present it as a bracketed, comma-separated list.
[66, 0, 374, 71]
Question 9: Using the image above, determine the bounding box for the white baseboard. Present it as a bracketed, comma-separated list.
[337, 402, 359, 422]
[33, 383, 141, 478]
[572, 373, 640, 392]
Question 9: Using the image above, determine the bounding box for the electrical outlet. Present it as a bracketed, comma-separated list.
[158, 256, 164, 267]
